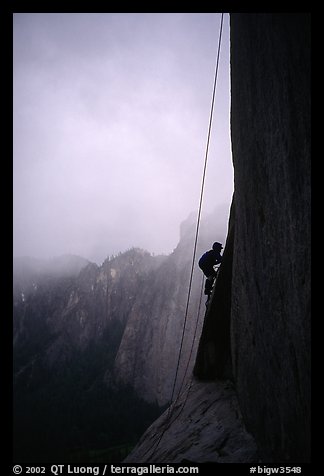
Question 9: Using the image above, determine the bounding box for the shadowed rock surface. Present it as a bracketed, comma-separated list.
[229, 13, 310, 463]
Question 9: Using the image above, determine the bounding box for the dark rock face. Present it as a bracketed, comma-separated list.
[229, 14, 311, 462]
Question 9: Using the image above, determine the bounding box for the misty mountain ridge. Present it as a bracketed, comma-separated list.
[13, 210, 225, 462]
[13, 248, 168, 462]
[13, 206, 228, 300]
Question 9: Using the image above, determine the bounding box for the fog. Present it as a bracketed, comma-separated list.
[13, 13, 233, 265]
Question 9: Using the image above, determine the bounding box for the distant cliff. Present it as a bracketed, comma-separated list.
[13, 210, 227, 461]
[126, 13, 310, 464]
[13, 249, 165, 461]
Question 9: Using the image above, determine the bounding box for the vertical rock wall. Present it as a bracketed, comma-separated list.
[230, 13, 310, 462]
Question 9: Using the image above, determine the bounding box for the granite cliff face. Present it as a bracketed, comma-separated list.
[229, 13, 311, 463]
[126, 13, 310, 464]
[125, 380, 258, 464]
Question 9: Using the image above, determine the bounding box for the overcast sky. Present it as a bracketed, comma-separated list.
[13, 13, 233, 264]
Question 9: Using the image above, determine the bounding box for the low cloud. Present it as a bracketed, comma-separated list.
[13, 13, 233, 264]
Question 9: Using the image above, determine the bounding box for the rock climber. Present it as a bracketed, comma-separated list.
[198, 242, 223, 303]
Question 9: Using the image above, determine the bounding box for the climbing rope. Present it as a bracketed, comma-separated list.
[140, 12, 224, 461]
[169, 9, 224, 410]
